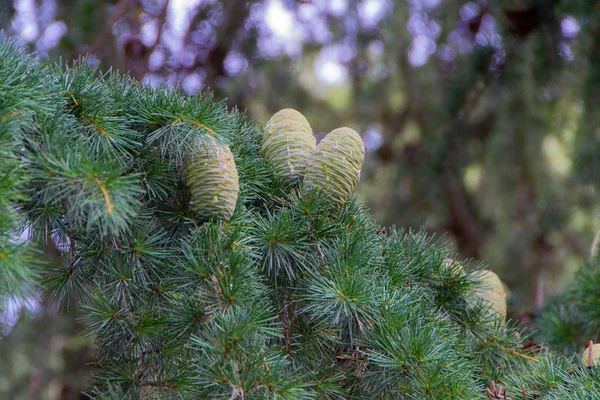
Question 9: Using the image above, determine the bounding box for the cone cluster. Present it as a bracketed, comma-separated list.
[184, 137, 239, 221]
[262, 108, 365, 205]
[184, 108, 365, 221]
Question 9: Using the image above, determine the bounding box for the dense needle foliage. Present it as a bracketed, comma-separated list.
[2, 37, 600, 399]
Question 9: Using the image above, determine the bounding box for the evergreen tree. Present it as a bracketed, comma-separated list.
[3, 35, 600, 399]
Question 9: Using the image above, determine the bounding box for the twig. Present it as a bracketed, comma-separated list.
[507, 349, 539, 363]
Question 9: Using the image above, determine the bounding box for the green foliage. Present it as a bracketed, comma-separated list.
[0, 38, 54, 301]
[3, 36, 600, 399]
[537, 256, 600, 355]
[504, 252, 600, 397]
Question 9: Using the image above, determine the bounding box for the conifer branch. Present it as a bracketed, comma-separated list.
[2, 35, 593, 398]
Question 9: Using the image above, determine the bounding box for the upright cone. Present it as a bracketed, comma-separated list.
[261, 108, 316, 184]
[184, 137, 239, 221]
[303, 127, 365, 205]
[472, 270, 507, 325]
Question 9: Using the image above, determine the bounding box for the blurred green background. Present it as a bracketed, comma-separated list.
[2, 0, 600, 397]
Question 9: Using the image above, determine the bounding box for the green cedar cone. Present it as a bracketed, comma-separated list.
[472, 270, 507, 324]
[261, 108, 316, 184]
[303, 127, 365, 205]
[184, 137, 239, 221]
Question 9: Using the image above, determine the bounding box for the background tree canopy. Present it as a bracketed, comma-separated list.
[3, 0, 600, 396]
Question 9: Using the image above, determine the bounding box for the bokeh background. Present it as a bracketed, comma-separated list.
[2, 0, 600, 397]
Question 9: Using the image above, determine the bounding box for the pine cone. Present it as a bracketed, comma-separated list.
[304, 127, 365, 205]
[261, 108, 316, 184]
[184, 138, 239, 221]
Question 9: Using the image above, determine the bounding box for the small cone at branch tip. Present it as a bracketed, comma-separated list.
[581, 341, 600, 367]
[471, 270, 507, 324]
[261, 108, 316, 184]
[184, 137, 239, 221]
[303, 127, 365, 205]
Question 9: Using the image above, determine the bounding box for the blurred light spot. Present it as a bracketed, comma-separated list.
[13, 0, 39, 43]
[224, 51, 249, 76]
[459, 2, 480, 23]
[408, 13, 440, 39]
[561, 16, 580, 39]
[542, 135, 572, 176]
[141, 18, 159, 47]
[298, 3, 318, 21]
[181, 45, 197, 68]
[257, 0, 306, 58]
[327, 0, 349, 18]
[142, 73, 163, 89]
[363, 125, 383, 151]
[316, 59, 348, 86]
[490, 33, 502, 49]
[448, 31, 460, 46]
[265, 0, 293, 39]
[149, 48, 165, 71]
[3, 295, 41, 335]
[474, 14, 497, 47]
[311, 20, 333, 45]
[408, 35, 436, 67]
[182, 72, 204, 94]
[37, 21, 67, 53]
[475, 31, 488, 46]
[37, 0, 57, 34]
[429, 20, 441, 39]
[86, 54, 99, 65]
[458, 36, 473, 54]
[402, 120, 421, 144]
[421, 0, 441, 9]
[407, 12, 428, 36]
[314, 46, 349, 85]
[559, 42, 574, 62]
[294, 5, 332, 44]
[438, 45, 455, 62]
[358, 0, 389, 30]
[490, 53, 504, 75]
[368, 40, 384, 58]
[337, 41, 356, 63]
[166, 0, 202, 53]
[463, 164, 482, 193]
[141, 0, 169, 16]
